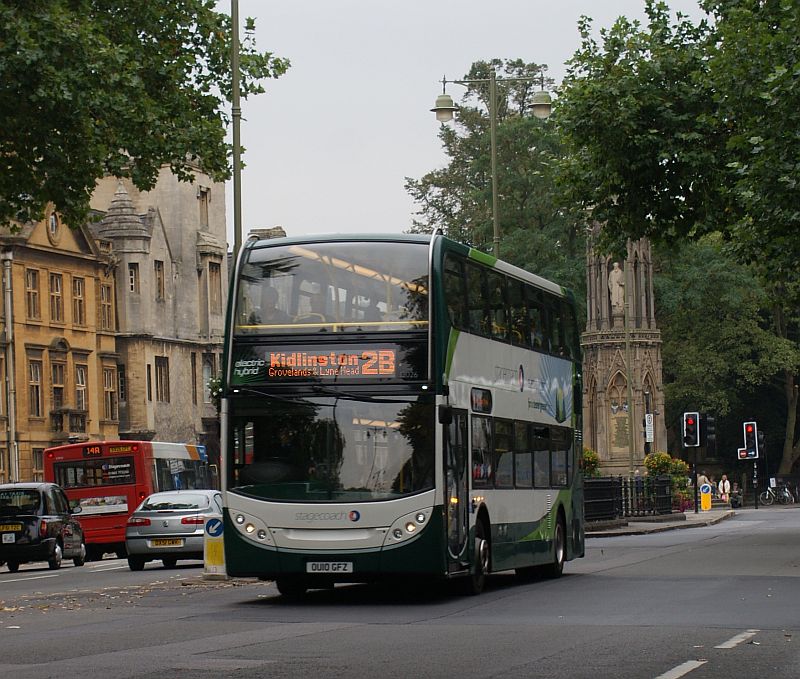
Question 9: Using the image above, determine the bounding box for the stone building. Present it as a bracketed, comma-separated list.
[0, 207, 119, 481]
[89, 165, 227, 460]
[581, 235, 668, 474]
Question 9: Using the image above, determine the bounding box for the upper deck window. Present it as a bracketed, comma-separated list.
[234, 242, 429, 335]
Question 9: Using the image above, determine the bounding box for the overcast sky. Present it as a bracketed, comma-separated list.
[224, 0, 706, 246]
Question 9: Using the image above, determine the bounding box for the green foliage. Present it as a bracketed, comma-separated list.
[557, 0, 800, 472]
[654, 238, 798, 422]
[643, 452, 673, 477]
[405, 59, 587, 308]
[207, 374, 222, 413]
[0, 1, 289, 228]
[582, 448, 601, 478]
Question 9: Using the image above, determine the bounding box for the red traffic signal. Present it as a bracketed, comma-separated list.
[743, 421, 758, 458]
[683, 412, 700, 447]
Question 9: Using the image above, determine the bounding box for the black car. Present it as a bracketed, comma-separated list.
[0, 482, 86, 572]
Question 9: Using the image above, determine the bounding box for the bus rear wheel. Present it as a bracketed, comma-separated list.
[276, 577, 307, 599]
[542, 516, 566, 579]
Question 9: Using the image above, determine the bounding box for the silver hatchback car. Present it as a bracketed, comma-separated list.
[125, 489, 222, 571]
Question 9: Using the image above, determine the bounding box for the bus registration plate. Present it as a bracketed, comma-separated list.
[306, 561, 353, 574]
[150, 538, 184, 548]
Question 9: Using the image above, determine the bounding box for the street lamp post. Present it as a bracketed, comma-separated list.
[231, 0, 242, 264]
[431, 69, 552, 257]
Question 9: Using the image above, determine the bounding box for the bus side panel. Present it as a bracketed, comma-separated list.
[223, 508, 447, 580]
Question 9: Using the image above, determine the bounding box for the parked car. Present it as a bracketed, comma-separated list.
[125, 489, 223, 571]
[0, 482, 86, 572]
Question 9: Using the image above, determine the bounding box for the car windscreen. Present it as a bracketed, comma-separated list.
[0, 489, 42, 515]
[140, 493, 209, 511]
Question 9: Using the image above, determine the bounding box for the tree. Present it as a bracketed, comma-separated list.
[0, 1, 289, 228]
[405, 59, 586, 301]
[556, 1, 800, 472]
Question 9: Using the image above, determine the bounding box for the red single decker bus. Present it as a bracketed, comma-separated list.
[44, 440, 214, 560]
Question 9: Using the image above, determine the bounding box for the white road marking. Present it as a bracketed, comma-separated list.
[715, 629, 760, 649]
[91, 566, 128, 572]
[653, 660, 707, 679]
[1, 574, 60, 583]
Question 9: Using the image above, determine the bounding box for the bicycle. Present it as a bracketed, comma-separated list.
[759, 485, 795, 506]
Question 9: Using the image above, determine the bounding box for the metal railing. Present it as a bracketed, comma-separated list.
[584, 475, 672, 522]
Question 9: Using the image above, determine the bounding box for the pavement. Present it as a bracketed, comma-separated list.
[586, 507, 737, 537]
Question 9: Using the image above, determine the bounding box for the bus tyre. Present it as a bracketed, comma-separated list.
[276, 577, 307, 599]
[7, 561, 19, 573]
[48, 542, 63, 570]
[466, 520, 490, 595]
[73, 541, 87, 567]
[128, 556, 146, 571]
[543, 517, 566, 579]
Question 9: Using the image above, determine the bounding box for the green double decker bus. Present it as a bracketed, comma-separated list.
[221, 233, 584, 596]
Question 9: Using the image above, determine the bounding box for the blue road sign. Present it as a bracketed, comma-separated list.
[205, 518, 223, 538]
[700, 483, 711, 495]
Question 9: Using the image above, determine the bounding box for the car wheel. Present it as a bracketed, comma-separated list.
[48, 542, 63, 570]
[73, 542, 87, 567]
[127, 555, 146, 571]
[162, 557, 178, 569]
[7, 561, 19, 573]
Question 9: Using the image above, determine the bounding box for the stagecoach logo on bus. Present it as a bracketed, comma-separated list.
[232, 345, 400, 383]
[295, 510, 361, 522]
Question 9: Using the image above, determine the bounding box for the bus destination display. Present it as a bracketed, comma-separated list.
[231, 342, 424, 384]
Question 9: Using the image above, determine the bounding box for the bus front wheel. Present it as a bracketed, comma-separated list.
[276, 577, 307, 599]
[466, 520, 489, 595]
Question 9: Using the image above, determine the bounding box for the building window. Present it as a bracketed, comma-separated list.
[209, 261, 222, 314]
[198, 186, 210, 229]
[155, 357, 170, 402]
[32, 448, 44, 482]
[154, 260, 165, 301]
[190, 352, 197, 405]
[118, 364, 126, 402]
[29, 360, 43, 417]
[103, 367, 118, 420]
[128, 263, 140, 293]
[72, 277, 86, 326]
[75, 364, 87, 411]
[25, 269, 40, 319]
[100, 283, 114, 330]
[202, 354, 214, 403]
[49, 273, 64, 322]
[146, 364, 152, 401]
[52, 362, 65, 410]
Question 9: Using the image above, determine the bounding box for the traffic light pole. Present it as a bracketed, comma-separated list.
[753, 460, 758, 509]
[693, 447, 699, 514]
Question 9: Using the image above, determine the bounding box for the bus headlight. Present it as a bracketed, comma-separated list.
[383, 507, 432, 547]
[230, 510, 275, 546]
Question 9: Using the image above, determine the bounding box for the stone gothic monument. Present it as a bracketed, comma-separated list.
[581, 233, 668, 474]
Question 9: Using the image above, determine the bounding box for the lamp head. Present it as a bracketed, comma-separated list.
[431, 93, 457, 123]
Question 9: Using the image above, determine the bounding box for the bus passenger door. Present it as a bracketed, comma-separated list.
[443, 408, 469, 569]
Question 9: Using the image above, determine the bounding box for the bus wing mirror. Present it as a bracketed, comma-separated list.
[438, 406, 452, 425]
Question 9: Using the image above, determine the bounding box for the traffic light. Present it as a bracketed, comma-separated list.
[702, 414, 716, 444]
[743, 421, 758, 458]
[683, 412, 700, 447]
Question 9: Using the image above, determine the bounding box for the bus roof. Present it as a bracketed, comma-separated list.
[243, 232, 569, 299]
